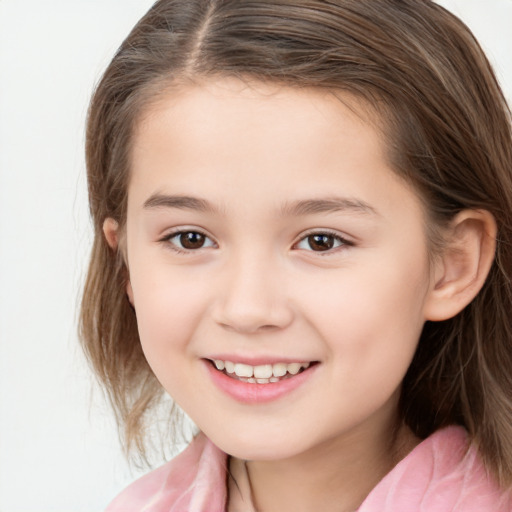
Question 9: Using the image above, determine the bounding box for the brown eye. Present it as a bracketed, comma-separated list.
[307, 234, 335, 251]
[180, 232, 206, 249]
[166, 230, 215, 251]
[296, 232, 348, 252]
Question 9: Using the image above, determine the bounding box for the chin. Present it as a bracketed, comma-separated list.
[205, 427, 311, 462]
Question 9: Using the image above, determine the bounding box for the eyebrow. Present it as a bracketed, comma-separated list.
[143, 193, 378, 217]
[143, 194, 217, 213]
[281, 197, 379, 217]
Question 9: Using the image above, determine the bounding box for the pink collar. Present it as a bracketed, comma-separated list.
[106, 426, 511, 512]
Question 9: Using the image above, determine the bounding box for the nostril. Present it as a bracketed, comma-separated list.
[217, 320, 282, 334]
[211, 273, 294, 333]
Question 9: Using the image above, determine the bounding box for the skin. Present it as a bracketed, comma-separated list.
[104, 78, 496, 512]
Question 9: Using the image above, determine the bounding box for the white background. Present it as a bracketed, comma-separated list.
[0, 1, 511, 510]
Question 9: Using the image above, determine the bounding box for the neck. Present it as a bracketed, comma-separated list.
[240, 418, 419, 512]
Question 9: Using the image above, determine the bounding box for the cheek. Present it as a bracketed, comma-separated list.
[129, 266, 209, 363]
[298, 254, 430, 364]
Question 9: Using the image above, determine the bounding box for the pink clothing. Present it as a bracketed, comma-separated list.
[106, 427, 511, 511]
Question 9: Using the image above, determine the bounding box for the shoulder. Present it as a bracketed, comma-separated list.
[105, 433, 228, 512]
[359, 426, 512, 512]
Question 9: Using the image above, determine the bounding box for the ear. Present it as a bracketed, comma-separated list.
[103, 217, 119, 249]
[424, 209, 497, 321]
[103, 217, 134, 307]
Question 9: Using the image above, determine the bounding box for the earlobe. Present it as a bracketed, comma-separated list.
[126, 280, 135, 307]
[424, 209, 497, 321]
[103, 217, 134, 307]
[103, 218, 120, 249]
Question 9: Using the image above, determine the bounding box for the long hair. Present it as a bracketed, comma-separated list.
[80, 0, 512, 484]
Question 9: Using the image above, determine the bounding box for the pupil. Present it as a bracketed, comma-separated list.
[180, 232, 205, 249]
[309, 234, 334, 251]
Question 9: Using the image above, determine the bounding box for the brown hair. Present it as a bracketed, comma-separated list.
[80, 0, 512, 484]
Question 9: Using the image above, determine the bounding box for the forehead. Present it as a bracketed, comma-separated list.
[127, 78, 417, 218]
[132, 79, 388, 162]
[137, 78, 384, 134]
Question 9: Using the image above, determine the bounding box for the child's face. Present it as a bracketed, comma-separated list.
[123, 79, 435, 461]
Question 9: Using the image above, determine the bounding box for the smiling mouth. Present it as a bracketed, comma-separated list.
[209, 359, 315, 384]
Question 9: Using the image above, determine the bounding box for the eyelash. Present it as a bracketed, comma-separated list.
[159, 229, 217, 254]
[293, 230, 354, 254]
[160, 228, 353, 256]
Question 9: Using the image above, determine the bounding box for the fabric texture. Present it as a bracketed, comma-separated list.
[105, 426, 511, 512]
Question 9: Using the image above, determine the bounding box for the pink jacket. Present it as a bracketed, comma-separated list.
[106, 427, 511, 511]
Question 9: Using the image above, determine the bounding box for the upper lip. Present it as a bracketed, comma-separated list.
[204, 355, 317, 366]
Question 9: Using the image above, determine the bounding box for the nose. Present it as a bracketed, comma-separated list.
[212, 254, 294, 334]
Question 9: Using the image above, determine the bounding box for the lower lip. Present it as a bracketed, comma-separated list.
[204, 360, 317, 404]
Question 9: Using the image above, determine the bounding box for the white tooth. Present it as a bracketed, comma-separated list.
[248, 378, 256, 383]
[301, 362, 310, 369]
[272, 363, 287, 377]
[287, 363, 301, 375]
[225, 361, 235, 374]
[269, 377, 279, 383]
[214, 360, 225, 370]
[234, 363, 253, 378]
[256, 378, 270, 384]
[254, 364, 273, 379]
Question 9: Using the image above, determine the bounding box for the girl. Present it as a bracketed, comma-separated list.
[80, 1, 512, 510]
